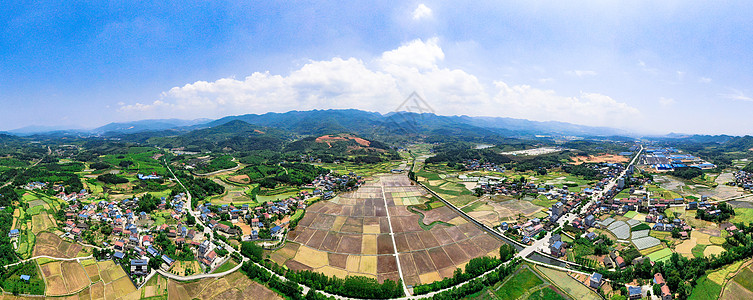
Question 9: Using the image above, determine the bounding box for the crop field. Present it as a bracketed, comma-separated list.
[277, 174, 504, 286]
[646, 248, 673, 263]
[33, 232, 84, 258]
[165, 271, 282, 300]
[493, 266, 545, 300]
[721, 260, 753, 299]
[39, 260, 91, 296]
[534, 265, 600, 300]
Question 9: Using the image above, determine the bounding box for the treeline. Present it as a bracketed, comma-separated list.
[0, 262, 44, 295]
[696, 203, 735, 222]
[173, 171, 224, 208]
[430, 259, 520, 300]
[135, 193, 160, 213]
[237, 163, 328, 188]
[0, 209, 18, 266]
[11, 163, 83, 192]
[97, 173, 129, 184]
[414, 244, 515, 295]
[600, 220, 753, 299]
[0, 186, 20, 207]
[561, 164, 601, 180]
[426, 143, 512, 165]
[670, 167, 704, 180]
[241, 242, 402, 299]
[507, 151, 573, 173]
[194, 155, 237, 174]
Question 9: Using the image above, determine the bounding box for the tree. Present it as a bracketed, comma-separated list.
[499, 244, 516, 262]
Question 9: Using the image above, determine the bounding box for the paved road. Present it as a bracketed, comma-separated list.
[3, 255, 94, 268]
[379, 178, 410, 297]
[191, 157, 243, 177]
[157, 257, 249, 280]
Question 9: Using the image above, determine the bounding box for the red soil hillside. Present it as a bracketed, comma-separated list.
[315, 135, 371, 148]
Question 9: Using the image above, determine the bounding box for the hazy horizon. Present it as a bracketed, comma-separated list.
[3, 1, 753, 135]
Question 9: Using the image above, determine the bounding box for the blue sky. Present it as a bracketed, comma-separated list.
[2, 1, 753, 135]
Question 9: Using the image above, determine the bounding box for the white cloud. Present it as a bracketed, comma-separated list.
[659, 97, 676, 107]
[412, 4, 433, 20]
[720, 89, 753, 102]
[120, 38, 640, 128]
[566, 70, 597, 77]
[699, 77, 712, 83]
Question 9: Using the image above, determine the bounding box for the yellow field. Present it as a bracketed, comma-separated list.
[362, 235, 377, 255]
[90, 281, 105, 300]
[331, 216, 347, 232]
[363, 224, 380, 234]
[41, 261, 62, 277]
[111, 276, 137, 297]
[346, 255, 361, 272]
[62, 261, 90, 293]
[419, 271, 442, 284]
[358, 255, 377, 274]
[294, 245, 328, 268]
[45, 275, 68, 296]
[705, 245, 726, 257]
[708, 260, 745, 285]
[316, 266, 349, 279]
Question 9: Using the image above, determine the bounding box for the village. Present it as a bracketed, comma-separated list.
[16, 170, 368, 285]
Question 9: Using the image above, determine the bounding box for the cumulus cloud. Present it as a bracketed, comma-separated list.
[412, 4, 433, 20]
[659, 97, 676, 107]
[119, 38, 640, 128]
[566, 70, 597, 77]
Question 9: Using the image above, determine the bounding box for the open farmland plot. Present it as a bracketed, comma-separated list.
[276, 174, 505, 286]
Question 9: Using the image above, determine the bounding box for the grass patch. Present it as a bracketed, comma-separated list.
[531, 195, 558, 208]
[494, 267, 544, 300]
[732, 208, 753, 224]
[211, 259, 238, 274]
[692, 244, 708, 258]
[733, 267, 753, 291]
[624, 211, 638, 219]
[646, 248, 673, 263]
[689, 275, 722, 300]
[461, 201, 486, 213]
[527, 287, 567, 300]
[36, 257, 56, 265]
[631, 223, 651, 231]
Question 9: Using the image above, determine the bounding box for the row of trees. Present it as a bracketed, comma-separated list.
[670, 167, 704, 180]
[241, 241, 402, 298]
[173, 170, 224, 207]
[696, 203, 735, 222]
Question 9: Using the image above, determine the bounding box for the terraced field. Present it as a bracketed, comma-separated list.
[276, 174, 503, 286]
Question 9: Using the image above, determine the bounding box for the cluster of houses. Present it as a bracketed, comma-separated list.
[308, 172, 364, 200]
[23, 181, 47, 190]
[734, 170, 753, 190]
[56, 189, 89, 202]
[200, 196, 308, 241]
[590, 271, 671, 299]
[59, 193, 213, 277]
[457, 159, 506, 172]
[646, 211, 692, 238]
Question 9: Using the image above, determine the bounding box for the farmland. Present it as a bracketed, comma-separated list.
[276, 174, 503, 287]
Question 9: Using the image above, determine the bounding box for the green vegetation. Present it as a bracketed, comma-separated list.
[670, 167, 704, 180]
[527, 287, 567, 300]
[97, 173, 129, 184]
[494, 267, 544, 300]
[733, 267, 753, 291]
[689, 275, 722, 300]
[0, 158, 29, 167]
[697, 203, 735, 222]
[194, 155, 237, 174]
[236, 163, 328, 188]
[0, 261, 44, 295]
[692, 244, 707, 258]
[631, 223, 651, 231]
